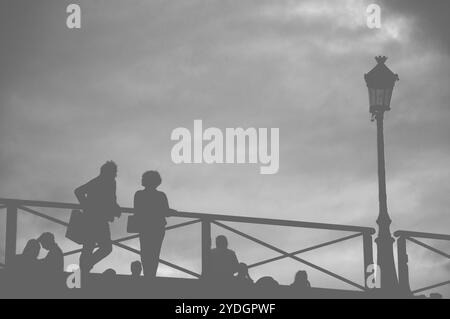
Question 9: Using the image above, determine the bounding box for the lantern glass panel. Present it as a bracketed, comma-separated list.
[376, 89, 385, 106]
[368, 88, 393, 109]
[383, 88, 393, 108]
[369, 88, 376, 107]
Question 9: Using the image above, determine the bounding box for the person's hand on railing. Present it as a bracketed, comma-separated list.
[111, 203, 122, 221]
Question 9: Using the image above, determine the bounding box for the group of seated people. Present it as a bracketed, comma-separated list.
[9, 232, 64, 290]
[204, 234, 312, 293]
[10, 233, 311, 295]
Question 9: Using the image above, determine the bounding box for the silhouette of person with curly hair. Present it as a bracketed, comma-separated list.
[133, 170, 169, 277]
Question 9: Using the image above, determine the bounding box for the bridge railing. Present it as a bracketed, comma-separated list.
[0, 198, 376, 291]
[395, 230, 450, 295]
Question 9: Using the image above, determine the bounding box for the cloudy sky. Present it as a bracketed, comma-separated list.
[1, 0, 449, 297]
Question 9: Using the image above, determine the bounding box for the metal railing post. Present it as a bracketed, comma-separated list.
[201, 219, 211, 278]
[363, 231, 374, 289]
[397, 235, 411, 294]
[5, 204, 18, 266]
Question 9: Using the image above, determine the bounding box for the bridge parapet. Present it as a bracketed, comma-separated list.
[1, 197, 426, 295]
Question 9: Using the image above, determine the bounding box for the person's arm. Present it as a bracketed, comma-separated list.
[112, 180, 121, 218]
[232, 252, 240, 275]
[133, 191, 140, 215]
[74, 178, 96, 207]
[161, 192, 170, 217]
[113, 180, 118, 205]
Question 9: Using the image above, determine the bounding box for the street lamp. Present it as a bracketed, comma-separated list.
[364, 56, 399, 295]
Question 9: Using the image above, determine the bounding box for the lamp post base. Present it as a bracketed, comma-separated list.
[375, 234, 399, 296]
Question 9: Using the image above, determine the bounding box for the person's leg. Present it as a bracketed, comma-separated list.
[140, 231, 161, 278]
[139, 234, 149, 277]
[89, 222, 112, 268]
[146, 229, 165, 278]
[80, 243, 95, 271]
[153, 229, 165, 272]
[79, 242, 95, 289]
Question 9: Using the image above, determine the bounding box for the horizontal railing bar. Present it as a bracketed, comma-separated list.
[18, 206, 69, 227]
[412, 280, 450, 295]
[213, 221, 366, 291]
[184, 212, 374, 233]
[1, 199, 82, 210]
[248, 232, 363, 269]
[394, 230, 450, 241]
[407, 237, 450, 259]
[0, 198, 375, 233]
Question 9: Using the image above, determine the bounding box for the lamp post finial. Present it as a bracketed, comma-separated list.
[375, 56, 388, 64]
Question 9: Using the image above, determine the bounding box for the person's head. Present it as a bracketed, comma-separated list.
[38, 232, 56, 250]
[130, 260, 142, 277]
[255, 276, 279, 289]
[100, 161, 117, 179]
[294, 270, 308, 284]
[22, 239, 40, 259]
[215, 235, 228, 249]
[103, 268, 116, 277]
[141, 170, 162, 189]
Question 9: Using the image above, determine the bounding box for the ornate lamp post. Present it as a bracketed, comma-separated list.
[364, 56, 399, 294]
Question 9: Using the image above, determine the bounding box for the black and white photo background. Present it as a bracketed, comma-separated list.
[0, 0, 449, 298]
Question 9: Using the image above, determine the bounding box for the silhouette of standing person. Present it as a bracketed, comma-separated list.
[75, 161, 121, 274]
[133, 171, 169, 278]
[210, 235, 239, 281]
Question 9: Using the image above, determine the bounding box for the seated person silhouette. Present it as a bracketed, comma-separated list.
[100, 268, 117, 295]
[12, 239, 41, 285]
[210, 235, 239, 282]
[290, 270, 311, 291]
[130, 260, 142, 278]
[235, 262, 253, 285]
[255, 276, 279, 294]
[103, 268, 117, 277]
[133, 170, 170, 278]
[37, 232, 64, 290]
[38, 232, 64, 274]
[128, 260, 144, 297]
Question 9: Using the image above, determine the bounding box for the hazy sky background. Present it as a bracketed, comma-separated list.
[1, 0, 449, 297]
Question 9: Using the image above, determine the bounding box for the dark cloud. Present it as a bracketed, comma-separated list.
[380, 0, 450, 53]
